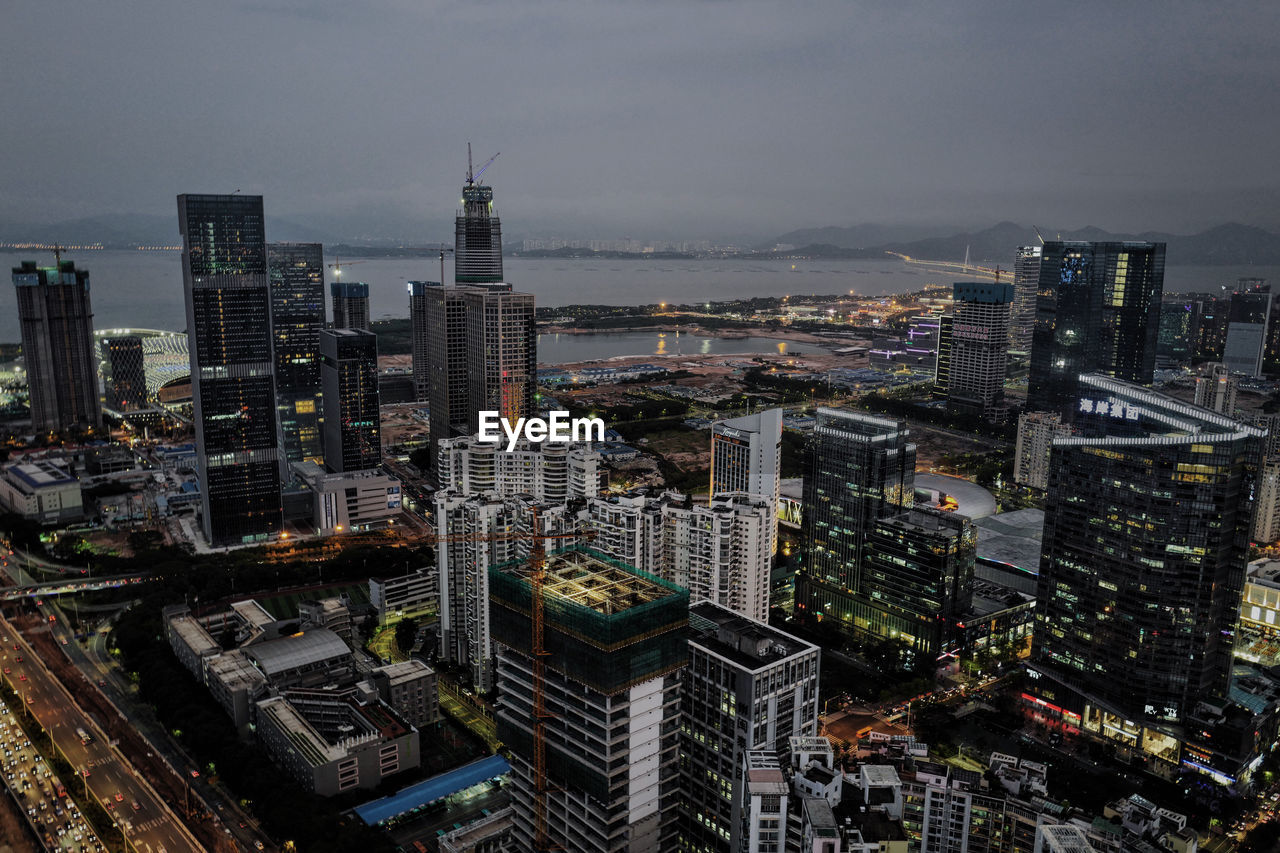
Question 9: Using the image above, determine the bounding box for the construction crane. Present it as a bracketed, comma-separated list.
[327, 256, 369, 278]
[466, 142, 500, 186]
[420, 517, 589, 852]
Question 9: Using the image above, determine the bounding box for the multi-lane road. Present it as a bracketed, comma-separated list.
[0, 615, 202, 853]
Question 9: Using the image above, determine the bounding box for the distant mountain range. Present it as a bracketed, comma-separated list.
[766, 222, 1280, 266]
[0, 212, 354, 248]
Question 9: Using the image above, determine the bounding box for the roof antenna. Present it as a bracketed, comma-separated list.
[1031, 226, 1046, 246]
[466, 142, 473, 186]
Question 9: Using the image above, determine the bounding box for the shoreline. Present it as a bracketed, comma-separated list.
[538, 323, 864, 348]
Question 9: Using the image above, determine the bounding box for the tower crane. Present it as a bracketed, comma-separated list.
[327, 256, 369, 279]
[466, 142, 500, 186]
[421, 515, 589, 852]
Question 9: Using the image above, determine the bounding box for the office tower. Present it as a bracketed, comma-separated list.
[268, 243, 325, 466]
[1192, 293, 1231, 360]
[1222, 283, 1272, 377]
[408, 279, 435, 403]
[680, 601, 820, 853]
[1253, 458, 1280, 544]
[330, 280, 370, 331]
[1030, 375, 1264, 731]
[490, 546, 689, 852]
[12, 260, 101, 432]
[1009, 245, 1041, 352]
[455, 151, 504, 284]
[931, 315, 954, 399]
[1156, 299, 1196, 367]
[711, 407, 783, 556]
[179, 194, 282, 546]
[320, 329, 380, 473]
[435, 491, 575, 692]
[1027, 242, 1165, 413]
[101, 335, 147, 414]
[858, 506, 974, 656]
[1013, 411, 1073, 491]
[797, 409, 914, 633]
[436, 434, 600, 500]
[1193, 363, 1239, 415]
[465, 287, 536, 432]
[941, 281, 1013, 419]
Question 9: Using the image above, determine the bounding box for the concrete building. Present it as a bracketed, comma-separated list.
[742, 751, 789, 853]
[330, 280, 370, 331]
[0, 460, 82, 524]
[1222, 284, 1272, 378]
[255, 692, 418, 796]
[490, 546, 689, 852]
[1034, 825, 1099, 853]
[370, 660, 440, 728]
[293, 461, 401, 535]
[1013, 411, 1074, 491]
[12, 259, 101, 432]
[242, 628, 356, 688]
[320, 328, 381, 473]
[299, 597, 352, 641]
[711, 408, 783, 553]
[1009, 245, 1042, 353]
[1193, 362, 1239, 415]
[436, 435, 600, 501]
[436, 490, 577, 692]
[370, 566, 436, 625]
[939, 282, 1014, 419]
[1254, 457, 1280, 544]
[680, 601, 820, 853]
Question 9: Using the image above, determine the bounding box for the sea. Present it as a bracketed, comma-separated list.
[4, 251, 1279, 364]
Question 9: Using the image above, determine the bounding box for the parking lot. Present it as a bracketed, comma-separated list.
[0, 698, 105, 851]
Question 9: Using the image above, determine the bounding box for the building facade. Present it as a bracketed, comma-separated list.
[1222, 284, 1272, 378]
[1028, 242, 1166, 414]
[942, 281, 1013, 419]
[101, 335, 148, 414]
[1009, 245, 1042, 353]
[1193, 363, 1239, 415]
[680, 601, 820, 853]
[12, 260, 101, 432]
[490, 546, 689, 853]
[268, 242, 325, 467]
[711, 408, 783, 555]
[436, 435, 600, 501]
[179, 193, 283, 546]
[320, 328, 381, 473]
[331, 280, 370, 331]
[797, 409, 915, 634]
[1012, 412, 1074, 491]
[1029, 375, 1264, 742]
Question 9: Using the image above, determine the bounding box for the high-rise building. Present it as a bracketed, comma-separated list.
[101, 335, 148, 414]
[741, 752, 790, 853]
[1027, 242, 1165, 413]
[490, 546, 689, 852]
[268, 243, 325, 466]
[680, 601, 820, 853]
[435, 491, 575, 692]
[797, 409, 914, 634]
[1156, 299, 1197, 367]
[931, 314, 954, 399]
[940, 281, 1013, 419]
[1012, 411, 1074, 491]
[320, 329, 380, 473]
[1193, 363, 1239, 415]
[465, 287, 536, 433]
[330, 280, 370, 331]
[711, 408, 783, 556]
[408, 279, 436, 404]
[859, 506, 975, 656]
[1252, 458, 1280, 544]
[436, 434, 600, 501]
[455, 155, 504, 284]
[179, 194, 282, 546]
[1030, 374, 1264, 732]
[1009, 245, 1042, 353]
[12, 260, 101, 432]
[1222, 283, 1272, 377]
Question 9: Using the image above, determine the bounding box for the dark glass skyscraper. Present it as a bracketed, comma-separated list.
[179, 193, 282, 546]
[320, 329, 381, 473]
[268, 242, 325, 466]
[1027, 241, 1165, 413]
[1030, 374, 1264, 730]
[12, 260, 101, 432]
[330, 280, 370, 331]
[455, 155, 503, 284]
[102, 335, 148, 414]
[797, 408, 915, 634]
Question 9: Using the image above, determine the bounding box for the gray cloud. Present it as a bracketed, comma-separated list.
[3, 0, 1278, 240]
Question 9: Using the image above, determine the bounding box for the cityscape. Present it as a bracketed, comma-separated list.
[4, 4, 1280, 853]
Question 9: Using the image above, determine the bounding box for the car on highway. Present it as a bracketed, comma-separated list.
[114, 792, 124, 802]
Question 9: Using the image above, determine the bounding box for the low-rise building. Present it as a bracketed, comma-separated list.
[370, 566, 436, 625]
[0, 460, 82, 523]
[294, 461, 401, 534]
[370, 660, 440, 728]
[299, 597, 352, 641]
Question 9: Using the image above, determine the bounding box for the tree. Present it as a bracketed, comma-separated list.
[394, 618, 419, 655]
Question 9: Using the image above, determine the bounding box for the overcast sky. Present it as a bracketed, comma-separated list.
[4, 0, 1279, 241]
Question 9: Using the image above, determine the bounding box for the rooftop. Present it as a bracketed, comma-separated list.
[373, 659, 435, 687]
[169, 613, 220, 658]
[689, 600, 818, 671]
[973, 509, 1044, 576]
[231, 599, 277, 629]
[502, 546, 679, 616]
[5, 461, 78, 490]
[205, 650, 268, 693]
[245, 628, 351, 677]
